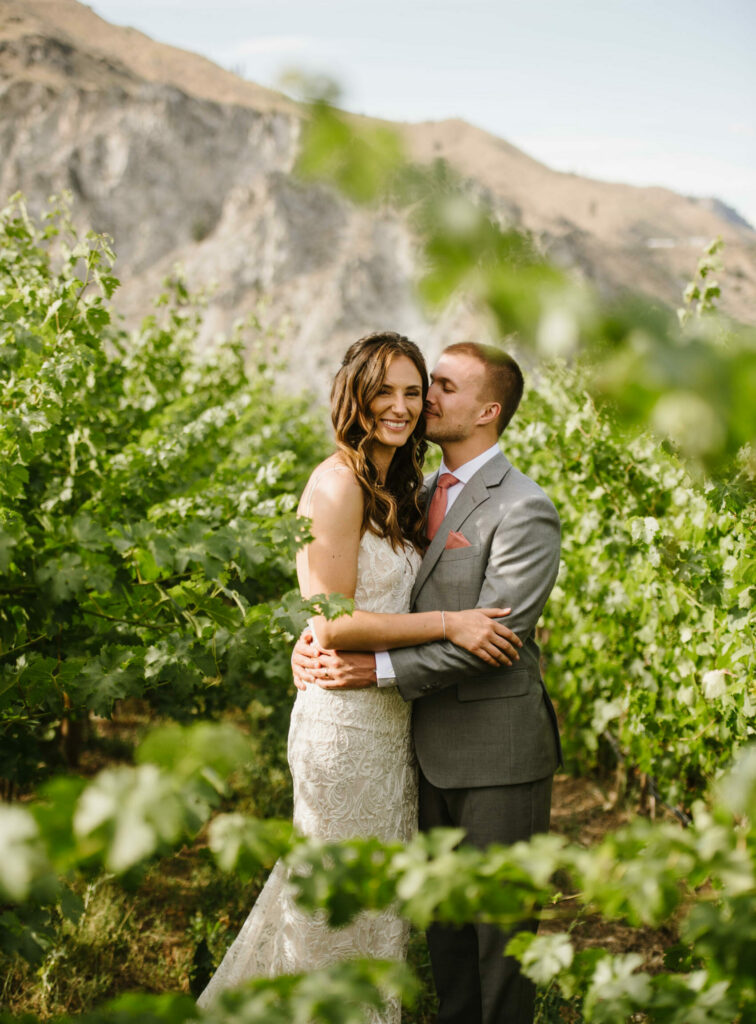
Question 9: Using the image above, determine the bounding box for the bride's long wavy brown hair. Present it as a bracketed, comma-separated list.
[331, 332, 429, 552]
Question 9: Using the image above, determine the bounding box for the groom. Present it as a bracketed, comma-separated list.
[294, 342, 561, 1024]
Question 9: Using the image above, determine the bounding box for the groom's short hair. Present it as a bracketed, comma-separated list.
[443, 342, 524, 434]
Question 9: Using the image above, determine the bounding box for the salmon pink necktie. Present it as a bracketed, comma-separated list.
[427, 473, 459, 540]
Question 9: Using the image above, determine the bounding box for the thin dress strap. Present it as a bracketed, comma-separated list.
[299, 462, 353, 519]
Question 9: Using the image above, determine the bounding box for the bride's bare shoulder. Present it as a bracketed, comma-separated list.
[298, 455, 362, 519]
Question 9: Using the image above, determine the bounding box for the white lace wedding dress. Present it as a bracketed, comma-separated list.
[197, 521, 421, 1022]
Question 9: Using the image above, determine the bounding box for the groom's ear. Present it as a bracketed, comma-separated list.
[478, 402, 501, 426]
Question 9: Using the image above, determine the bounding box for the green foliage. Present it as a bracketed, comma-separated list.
[0, 193, 331, 788]
[283, 746, 756, 1021]
[5, 722, 756, 1021]
[505, 361, 755, 804]
[296, 101, 406, 204]
[0, 717, 412, 1022]
[0, 721, 274, 967]
[678, 237, 725, 325]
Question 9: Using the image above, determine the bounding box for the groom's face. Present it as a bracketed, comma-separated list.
[424, 352, 488, 444]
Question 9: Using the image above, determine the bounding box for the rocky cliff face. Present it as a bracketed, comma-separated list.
[2, 0, 754, 396]
[1, 10, 452, 393]
[2, 70, 298, 272]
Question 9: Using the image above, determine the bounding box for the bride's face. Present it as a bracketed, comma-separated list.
[367, 354, 424, 452]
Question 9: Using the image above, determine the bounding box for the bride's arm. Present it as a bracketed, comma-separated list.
[301, 466, 518, 662]
[301, 467, 445, 650]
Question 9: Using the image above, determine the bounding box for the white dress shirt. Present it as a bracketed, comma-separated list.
[376, 443, 501, 685]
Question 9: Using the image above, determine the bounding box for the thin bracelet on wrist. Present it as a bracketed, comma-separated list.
[441, 610, 446, 641]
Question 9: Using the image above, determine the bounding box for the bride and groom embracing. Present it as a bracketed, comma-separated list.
[199, 333, 562, 1024]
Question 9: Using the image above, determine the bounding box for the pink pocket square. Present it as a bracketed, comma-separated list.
[445, 530, 471, 550]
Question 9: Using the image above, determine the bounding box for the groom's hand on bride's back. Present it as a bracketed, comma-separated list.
[291, 629, 318, 690]
[311, 650, 377, 689]
[290, 631, 377, 690]
[291, 633, 377, 690]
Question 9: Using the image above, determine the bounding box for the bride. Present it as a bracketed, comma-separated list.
[197, 333, 517, 1019]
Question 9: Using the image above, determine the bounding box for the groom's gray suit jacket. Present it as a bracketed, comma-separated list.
[391, 451, 562, 789]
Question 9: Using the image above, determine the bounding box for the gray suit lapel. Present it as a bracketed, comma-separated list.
[411, 452, 511, 602]
[422, 469, 439, 511]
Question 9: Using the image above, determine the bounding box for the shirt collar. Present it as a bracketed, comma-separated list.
[439, 442, 501, 484]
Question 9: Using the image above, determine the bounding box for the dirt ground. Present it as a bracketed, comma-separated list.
[546, 773, 679, 974]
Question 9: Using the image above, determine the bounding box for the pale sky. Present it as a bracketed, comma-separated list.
[91, 0, 756, 226]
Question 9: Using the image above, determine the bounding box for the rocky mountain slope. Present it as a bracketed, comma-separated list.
[2, 0, 754, 394]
